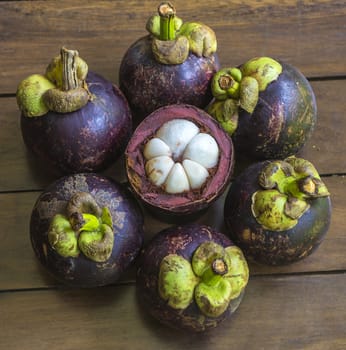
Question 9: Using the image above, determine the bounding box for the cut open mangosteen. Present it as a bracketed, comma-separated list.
[30, 173, 144, 287]
[119, 2, 220, 123]
[125, 104, 234, 221]
[224, 156, 332, 265]
[207, 57, 317, 160]
[17, 47, 132, 175]
[137, 223, 249, 332]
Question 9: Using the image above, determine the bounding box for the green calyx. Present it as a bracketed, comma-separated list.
[16, 74, 55, 117]
[240, 56, 282, 92]
[158, 241, 249, 318]
[252, 156, 330, 231]
[146, 2, 217, 64]
[207, 99, 239, 135]
[16, 47, 91, 117]
[48, 192, 114, 262]
[208, 57, 282, 135]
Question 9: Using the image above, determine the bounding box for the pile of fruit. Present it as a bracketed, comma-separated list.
[16, 2, 331, 333]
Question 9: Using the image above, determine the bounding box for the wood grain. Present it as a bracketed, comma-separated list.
[1, 0, 345, 94]
[1, 274, 345, 350]
[0, 175, 344, 291]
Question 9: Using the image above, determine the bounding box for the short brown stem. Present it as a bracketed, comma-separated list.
[212, 258, 228, 276]
[158, 2, 176, 17]
[219, 75, 233, 90]
[61, 47, 80, 91]
[66, 192, 102, 230]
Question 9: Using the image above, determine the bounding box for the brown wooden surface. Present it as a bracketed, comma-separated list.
[0, 1, 345, 349]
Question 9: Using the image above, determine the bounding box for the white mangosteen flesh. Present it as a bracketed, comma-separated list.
[143, 119, 220, 194]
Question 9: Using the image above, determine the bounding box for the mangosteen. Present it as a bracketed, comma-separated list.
[137, 223, 249, 332]
[119, 2, 220, 122]
[207, 57, 317, 160]
[224, 156, 331, 265]
[125, 104, 234, 221]
[30, 173, 144, 287]
[17, 47, 132, 174]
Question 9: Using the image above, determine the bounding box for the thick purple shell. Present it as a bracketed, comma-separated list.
[30, 173, 144, 287]
[119, 35, 220, 121]
[21, 71, 132, 174]
[125, 104, 234, 220]
[137, 224, 245, 332]
[233, 62, 317, 160]
[224, 161, 332, 265]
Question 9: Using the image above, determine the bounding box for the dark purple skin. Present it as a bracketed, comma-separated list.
[137, 224, 245, 332]
[21, 71, 132, 175]
[30, 173, 144, 287]
[119, 35, 220, 122]
[224, 161, 332, 265]
[233, 62, 317, 160]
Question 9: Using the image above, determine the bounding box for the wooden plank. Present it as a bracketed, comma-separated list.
[1, 79, 345, 192]
[299, 80, 346, 174]
[0, 175, 344, 291]
[1, 0, 345, 94]
[0, 274, 345, 350]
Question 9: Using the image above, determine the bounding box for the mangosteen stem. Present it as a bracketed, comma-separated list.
[211, 68, 242, 101]
[158, 2, 177, 40]
[42, 47, 91, 113]
[67, 192, 102, 231]
[202, 258, 228, 287]
[61, 47, 81, 91]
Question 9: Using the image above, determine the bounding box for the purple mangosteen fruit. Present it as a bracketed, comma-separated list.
[207, 57, 317, 160]
[137, 223, 249, 332]
[125, 104, 234, 221]
[119, 2, 220, 122]
[30, 173, 144, 287]
[224, 156, 331, 265]
[17, 47, 132, 174]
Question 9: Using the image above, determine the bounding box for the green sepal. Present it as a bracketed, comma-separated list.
[191, 241, 226, 276]
[251, 189, 298, 231]
[78, 224, 114, 263]
[48, 214, 79, 258]
[284, 197, 310, 220]
[16, 74, 55, 117]
[207, 99, 239, 135]
[258, 161, 295, 192]
[158, 254, 199, 310]
[79, 213, 100, 232]
[151, 35, 190, 65]
[239, 76, 259, 114]
[194, 278, 232, 318]
[179, 22, 217, 57]
[101, 207, 113, 228]
[240, 57, 282, 91]
[224, 246, 249, 300]
[285, 156, 321, 179]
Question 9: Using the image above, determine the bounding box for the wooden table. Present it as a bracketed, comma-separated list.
[1, 1, 345, 349]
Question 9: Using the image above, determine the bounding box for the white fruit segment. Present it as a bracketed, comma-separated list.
[164, 163, 190, 194]
[182, 159, 209, 190]
[143, 119, 220, 194]
[183, 133, 219, 168]
[156, 119, 199, 160]
[145, 156, 174, 186]
[143, 138, 172, 159]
